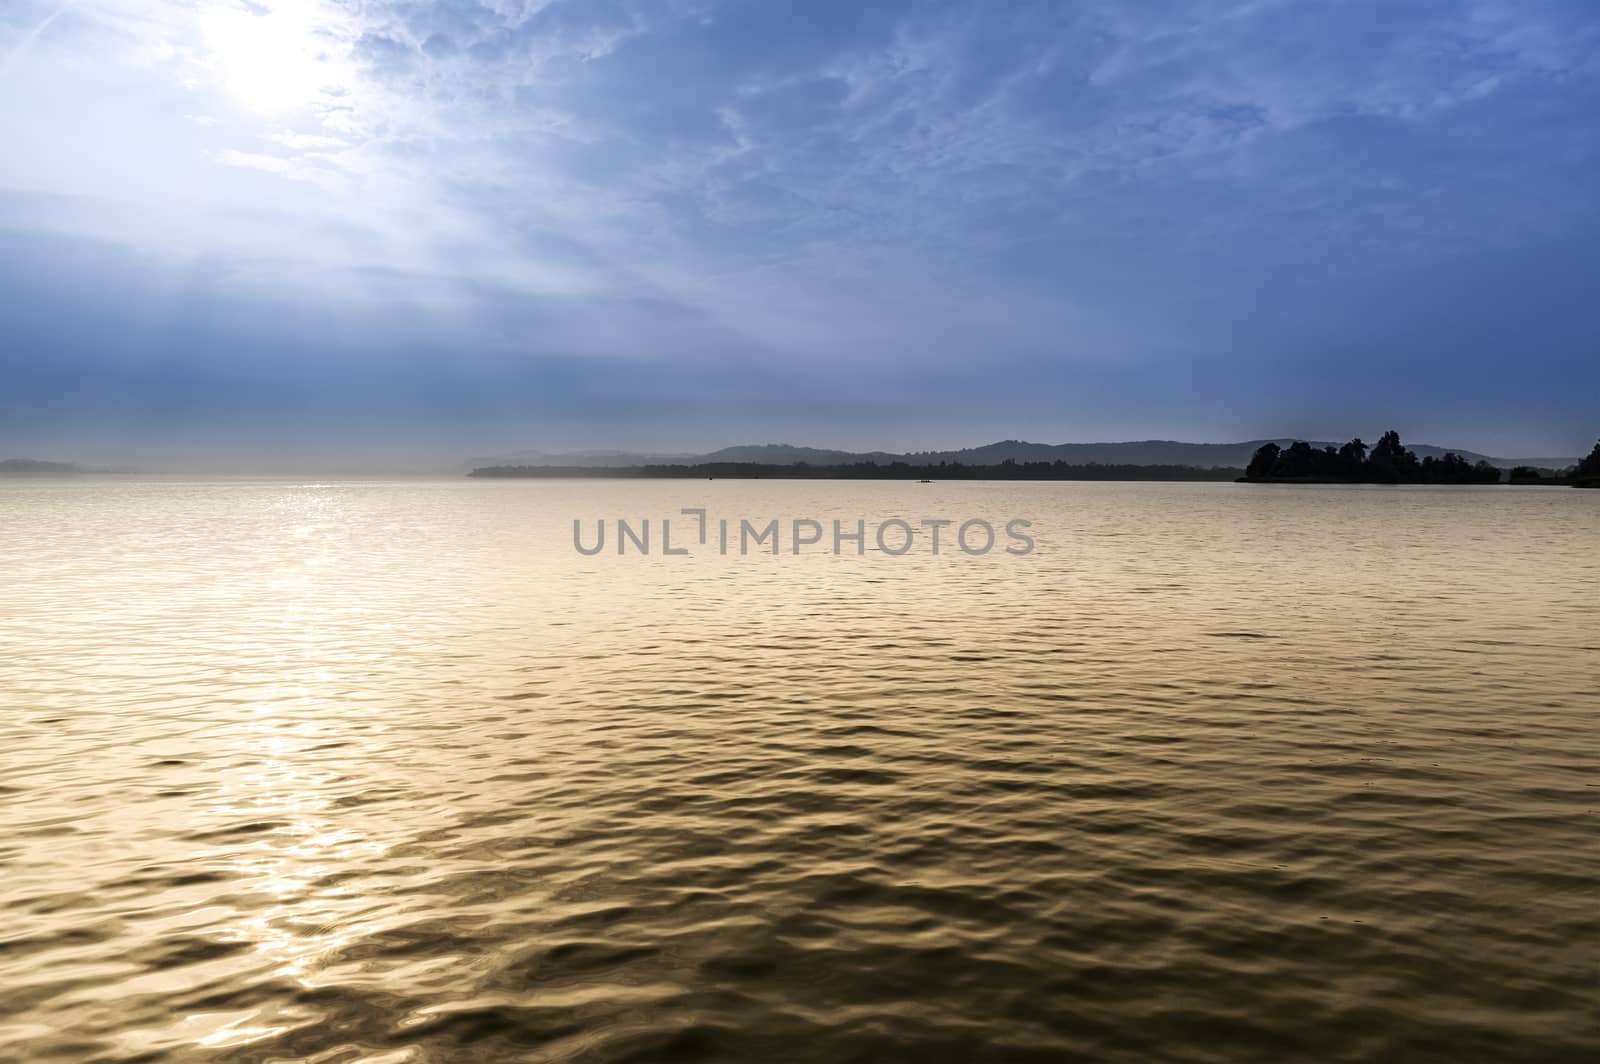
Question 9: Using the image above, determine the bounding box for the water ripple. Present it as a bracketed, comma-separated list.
[0, 479, 1596, 1062]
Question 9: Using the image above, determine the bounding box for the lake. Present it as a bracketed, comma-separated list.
[1, 478, 1596, 1062]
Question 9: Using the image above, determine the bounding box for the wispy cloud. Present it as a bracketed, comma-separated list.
[0, 0, 74, 76]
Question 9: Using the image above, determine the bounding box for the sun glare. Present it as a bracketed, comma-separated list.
[198, 1, 350, 116]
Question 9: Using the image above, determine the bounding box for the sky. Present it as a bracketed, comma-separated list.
[2, 0, 1597, 469]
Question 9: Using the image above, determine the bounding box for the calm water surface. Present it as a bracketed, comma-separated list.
[1, 479, 1596, 1062]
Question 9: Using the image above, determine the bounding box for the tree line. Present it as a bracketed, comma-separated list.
[467, 434, 1600, 486]
[1245, 432, 1600, 485]
[470, 460, 1242, 481]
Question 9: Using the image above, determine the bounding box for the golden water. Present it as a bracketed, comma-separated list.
[1, 479, 1596, 1062]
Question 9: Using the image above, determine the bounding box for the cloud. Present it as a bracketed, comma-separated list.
[267, 130, 346, 149]
[1, 0, 1598, 456]
[216, 149, 296, 175]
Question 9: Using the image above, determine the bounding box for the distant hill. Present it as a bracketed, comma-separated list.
[0, 458, 110, 476]
[698, 443, 905, 465]
[472, 461, 1243, 481]
[464, 448, 699, 469]
[1502, 457, 1584, 471]
[469, 439, 1576, 471]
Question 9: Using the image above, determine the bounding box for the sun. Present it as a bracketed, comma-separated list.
[198, 1, 351, 117]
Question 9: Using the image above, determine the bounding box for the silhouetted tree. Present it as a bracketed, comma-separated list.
[1371, 430, 1402, 459]
[1337, 438, 1368, 478]
[1245, 443, 1280, 479]
[1575, 439, 1600, 482]
[1368, 430, 1420, 482]
[1272, 440, 1319, 478]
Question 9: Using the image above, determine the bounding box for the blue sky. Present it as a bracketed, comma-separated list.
[2, 0, 1597, 467]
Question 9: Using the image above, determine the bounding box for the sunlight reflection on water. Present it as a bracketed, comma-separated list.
[0, 478, 1596, 1062]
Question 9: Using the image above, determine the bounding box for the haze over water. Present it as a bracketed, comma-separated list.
[1, 478, 1596, 1062]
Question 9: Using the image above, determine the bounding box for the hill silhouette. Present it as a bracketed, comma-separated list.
[470, 460, 1243, 481]
[0, 458, 110, 476]
[468, 438, 1575, 472]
